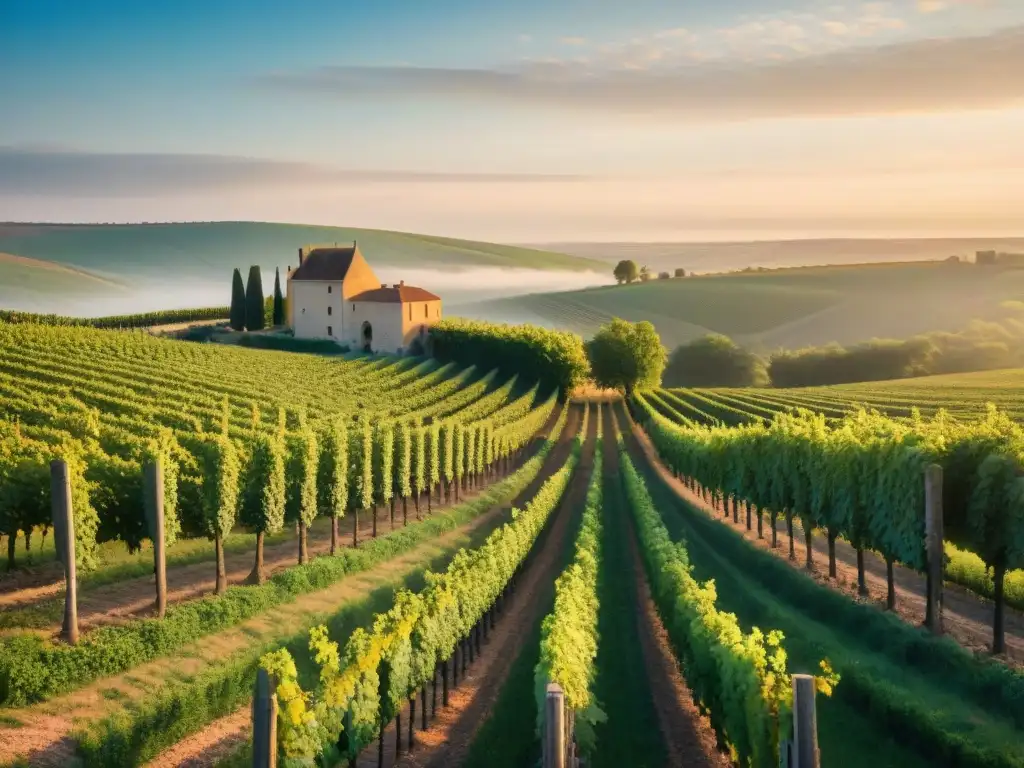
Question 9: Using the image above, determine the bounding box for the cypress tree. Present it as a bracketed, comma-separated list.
[245, 265, 265, 331]
[229, 268, 246, 331]
[272, 267, 285, 326]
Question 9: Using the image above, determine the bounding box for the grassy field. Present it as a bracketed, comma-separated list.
[531, 238, 1024, 275]
[697, 367, 1024, 423]
[466, 260, 1024, 351]
[0, 222, 610, 314]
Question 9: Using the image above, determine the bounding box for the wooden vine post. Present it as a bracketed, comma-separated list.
[50, 459, 79, 645]
[144, 458, 168, 619]
[252, 668, 278, 768]
[924, 464, 944, 634]
[543, 682, 566, 768]
[790, 674, 820, 768]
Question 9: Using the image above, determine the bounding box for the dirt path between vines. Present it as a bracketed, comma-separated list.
[0, 485, 541, 768]
[0, 439, 547, 635]
[606, 406, 731, 768]
[136, 406, 576, 768]
[624, 406, 1024, 666]
[357, 403, 591, 768]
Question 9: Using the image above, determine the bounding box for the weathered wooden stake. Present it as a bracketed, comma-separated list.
[792, 674, 819, 768]
[924, 464, 944, 634]
[51, 459, 79, 644]
[144, 460, 167, 618]
[543, 682, 566, 768]
[252, 668, 278, 768]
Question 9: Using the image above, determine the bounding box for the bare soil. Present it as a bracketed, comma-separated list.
[605, 406, 731, 768]
[625, 408, 1024, 666]
[143, 709, 250, 768]
[356, 403, 590, 768]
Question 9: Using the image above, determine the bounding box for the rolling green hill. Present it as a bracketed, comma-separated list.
[0, 222, 609, 314]
[461, 260, 1024, 350]
[0, 222, 608, 280]
[0, 251, 126, 302]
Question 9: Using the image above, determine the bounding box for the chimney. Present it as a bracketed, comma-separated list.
[298, 247, 303, 267]
[399, 280, 405, 286]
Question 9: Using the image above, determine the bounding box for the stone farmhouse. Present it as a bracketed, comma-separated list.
[286, 243, 442, 354]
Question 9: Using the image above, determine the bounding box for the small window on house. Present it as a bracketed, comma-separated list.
[327, 306, 332, 316]
[327, 326, 333, 336]
[328, 286, 332, 294]
[352, 304, 355, 312]
[424, 304, 428, 319]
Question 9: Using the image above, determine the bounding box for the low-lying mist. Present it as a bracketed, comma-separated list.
[0, 267, 611, 318]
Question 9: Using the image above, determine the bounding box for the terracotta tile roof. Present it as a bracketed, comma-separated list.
[290, 246, 358, 281]
[351, 284, 441, 303]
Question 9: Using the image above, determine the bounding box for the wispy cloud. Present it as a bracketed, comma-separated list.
[560, 36, 587, 46]
[256, 24, 1024, 120]
[916, 0, 995, 13]
[0, 148, 586, 197]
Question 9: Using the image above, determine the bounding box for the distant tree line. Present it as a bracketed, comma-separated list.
[0, 307, 231, 329]
[613, 260, 686, 285]
[1, 265, 288, 333]
[663, 312, 1024, 388]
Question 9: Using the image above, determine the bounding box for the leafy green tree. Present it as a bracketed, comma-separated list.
[286, 428, 319, 564]
[613, 260, 639, 285]
[272, 267, 285, 326]
[198, 434, 241, 595]
[639, 265, 651, 282]
[664, 334, 768, 388]
[318, 419, 348, 555]
[587, 318, 666, 394]
[229, 268, 246, 331]
[674, 267, 686, 278]
[240, 431, 286, 584]
[245, 265, 265, 331]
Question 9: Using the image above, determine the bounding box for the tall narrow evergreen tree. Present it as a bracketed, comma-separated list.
[245, 265, 265, 331]
[229, 268, 246, 331]
[272, 267, 285, 326]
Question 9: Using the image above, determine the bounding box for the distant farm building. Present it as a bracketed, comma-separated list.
[976, 250, 1024, 267]
[286, 243, 441, 354]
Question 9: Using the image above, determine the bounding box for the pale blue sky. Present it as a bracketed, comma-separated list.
[2, 0, 1023, 240]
